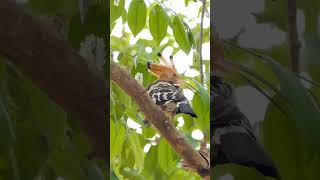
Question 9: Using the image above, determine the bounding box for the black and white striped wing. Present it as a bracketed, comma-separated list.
[146, 80, 197, 118]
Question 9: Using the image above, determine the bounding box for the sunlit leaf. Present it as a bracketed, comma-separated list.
[149, 4, 169, 45]
[127, 0, 146, 36]
[189, 79, 209, 132]
[142, 127, 156, 138]
[158, 139, 178, 175]
[172, 16, 191, 54]
[110, 0, 125, 25]
[110, 122, 126, 163]
[128, 130, 144, 173]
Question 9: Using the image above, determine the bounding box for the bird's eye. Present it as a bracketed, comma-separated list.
[173, 74, 177, 76]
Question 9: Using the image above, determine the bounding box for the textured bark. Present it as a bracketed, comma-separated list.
[0, 0, 108, 164]
[110, 61, 209, 178]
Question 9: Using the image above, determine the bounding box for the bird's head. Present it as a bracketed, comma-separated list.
[147, 52, 180, 83]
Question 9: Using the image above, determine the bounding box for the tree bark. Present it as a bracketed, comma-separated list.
[0, 0, 108, 164]
[110, 61, 209, 178]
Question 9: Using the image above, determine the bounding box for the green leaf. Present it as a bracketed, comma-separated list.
[0, 100, 15, 151]
[110, 119, 116, 151]
[212, 164, 267, 180]
[149, 4, 169, 45]
[264, 94, 304, 180]
[78, 0, 89, 23]
[122, 9, 127, 23]
[24, 0, 77, 16]
[86, 161, 105, 180]
[110, 0, 125, 25]
[128, 130, 144, 173]
[142, 146, 158, 178]
[110, 122, 126, 179]
[110, 122, 126, 163]
[68, 5, 107, 49]
[14, 122, 50, 179]
[27, 85, 67, 149]
[127, 0, 147, 36]
[48, 139, 86, 179]
[253, 0, 287, 31]
[169, 169, 202, 180]
[268, 59, 320, 149]
[187, 29, 196, 50]
[189, 79, 209, 132]
[142, 127, 155, 138]
[172, 16, 191, 54]
[157, 139, 178, 175]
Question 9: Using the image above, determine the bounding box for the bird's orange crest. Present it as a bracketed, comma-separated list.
[147, 53, 180, 83]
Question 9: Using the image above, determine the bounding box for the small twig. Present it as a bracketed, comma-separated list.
[110, 47, 149, 63]
[287, 0, 300, 73]
[199, 0, 206, 85]
[110, 61, 209, 178]
[220, 39, 320, 88]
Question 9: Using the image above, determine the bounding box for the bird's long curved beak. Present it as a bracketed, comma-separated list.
[147, 60, 152, 70]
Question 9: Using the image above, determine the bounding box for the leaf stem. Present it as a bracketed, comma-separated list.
[199, 0, 206, 85]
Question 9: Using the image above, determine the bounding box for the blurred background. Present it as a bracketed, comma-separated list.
[213, 0, 320, 179]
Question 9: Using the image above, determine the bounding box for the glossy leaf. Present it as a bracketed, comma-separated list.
[110, 122, 126, 179]
[127, 0, 147, 36]
[172, 16, 191, 54]
[149, 4, 169, 45]
[128, 130, 144, 173]
[158, 139, 178, 175]
[110, 0, 125, 24]
[189, 79, 210, 132]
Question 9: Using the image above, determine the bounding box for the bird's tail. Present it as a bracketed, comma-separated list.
[212, 131, 280, 179]
[177, 102, 197, 118]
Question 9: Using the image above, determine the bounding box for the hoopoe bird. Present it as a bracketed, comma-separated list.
[211, 73, 280, 179]
[146, 53, 197, 120]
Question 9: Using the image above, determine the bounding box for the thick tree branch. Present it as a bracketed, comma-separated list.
[287, 0, 300, 73]
[110, 61, 209, 178]
[0, 0, 107, 164]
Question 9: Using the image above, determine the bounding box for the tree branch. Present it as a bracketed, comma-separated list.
[287, 0, 300, 73]
[199, 0, 206, 85]
[0, 0, 107, 164]
[110, 61, 209, 178]
[211, 30, 225, 71]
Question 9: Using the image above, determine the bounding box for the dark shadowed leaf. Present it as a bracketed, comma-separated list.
[0, 100, 15, 151]
[268, 59, 320, 149]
